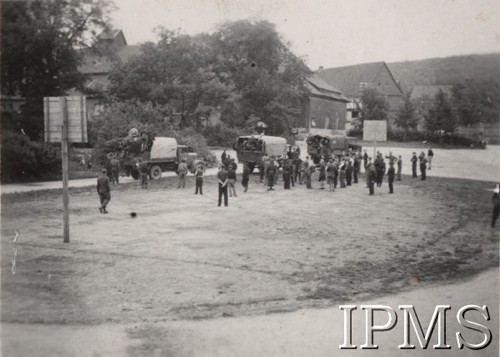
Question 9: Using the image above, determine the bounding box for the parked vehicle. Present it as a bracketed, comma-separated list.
[306, 134, 361, 163]
[233, 135, 288, 173]
[119, 135, 202, 180]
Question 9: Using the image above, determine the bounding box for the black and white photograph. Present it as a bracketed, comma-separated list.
[1, 0, 499, 355]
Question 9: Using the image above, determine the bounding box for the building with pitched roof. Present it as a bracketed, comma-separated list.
[316, 62, 405, 128]
[299, 74, 349, 134]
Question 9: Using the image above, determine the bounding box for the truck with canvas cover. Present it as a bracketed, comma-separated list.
[118, 129, 202, 180]
[234, 135, 288, 172]
[306, 134, 362, 164]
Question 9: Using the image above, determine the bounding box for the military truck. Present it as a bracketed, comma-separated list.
[306, 134, 362, 164]
[233, 135, 288, 173]
[118, 132, 202, 180]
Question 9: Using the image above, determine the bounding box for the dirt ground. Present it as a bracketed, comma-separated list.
[1, 167, 499, 330]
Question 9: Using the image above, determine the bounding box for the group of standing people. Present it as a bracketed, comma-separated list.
[96, 146, 438, 213]
[365, 151, 402, 195]
[410, 148, 434, 181]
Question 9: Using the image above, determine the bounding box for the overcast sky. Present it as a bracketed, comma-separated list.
[112, 0, 500, 69]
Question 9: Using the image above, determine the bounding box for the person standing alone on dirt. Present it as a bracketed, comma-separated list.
[367, 163, 376, 195]
[217, 165, 228, 207]
[491, 184, 500, 228]
[427, 148, 434, 170]
[266, 159, 278, 191]
[97, 169, 111, 214]
[420, 154, 428, 180]
[242, 163, 250, 192]
[194, 163, 204, 195]
[353, 154, 360, 184]
[388, 161, 395, 194]
[177, 158, 189, 189]
[137, 159, 148, 189]
[397, 155, 402, 181]
[227, 164, 237, 197]
[110, 156, 120, 184]
[411, 152, 418, 178]
[221, 149, 227, 164]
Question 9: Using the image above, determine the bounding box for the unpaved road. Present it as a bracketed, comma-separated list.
[1, 144, 499, 356]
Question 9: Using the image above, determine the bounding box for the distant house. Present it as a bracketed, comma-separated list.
[298, 74, 349, 136]
[77, 29, 141, 118]
[316, 62, 405, 128]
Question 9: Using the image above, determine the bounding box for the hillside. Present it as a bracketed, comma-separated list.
[387, 53, 500, 92]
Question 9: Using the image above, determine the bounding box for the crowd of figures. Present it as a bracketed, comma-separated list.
[213, 147, 436, 207]
[95, 147, 436, 212]
[94, 146, 500, 228]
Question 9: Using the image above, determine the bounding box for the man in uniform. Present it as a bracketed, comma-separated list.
[258, 158, 266, 183]
[227, 164, 237, 197]
[294, 157, 302, 184]
[333, 160, 339, 189]
[367, 163, 376, 195]
[387, 161, 395, 194]
[283, 158, 292, 189]
[194, 163, 204, 195]
[420, 154, 427, 180]
[266, 159, 278, 191]
[411, 152, 418, 178]
[427, 147, 434, 170]
[327, 159, 335, 192]
[491, 184, 500, 228]
[177, 158, 189, 188]
[137, 159, 149, 189]
[242, 163, 250, 192]
[221, 149, 227, 164]
[97, 169, 111, 214]
[339, 160, 346, 188]
[110, 155, 120, 184]
[305, 162, 314, 189]
[353, 154, 360, 184]
[363, 149, 368, 171]
[346, 160, 353, 186]
[217, 165, 228, 207]
[299, 157, 308, 184]
[396, 155, 402, 181]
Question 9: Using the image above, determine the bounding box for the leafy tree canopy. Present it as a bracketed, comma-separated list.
[395, 94, 418, 140]
[451, 79, 499, 126]
[1, 0, 115, 139]
[108, 20, 310, 136]
[425, 90, 457, 134]
[359, 88, 389, 125]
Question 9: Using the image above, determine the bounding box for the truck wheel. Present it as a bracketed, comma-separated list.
[247, 162, 255, 173]
[131, 169, 139, 180]
[149, 165, 162, 180]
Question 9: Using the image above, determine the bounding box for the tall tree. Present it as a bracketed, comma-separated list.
[1, 0, 115, 138]
[395, 94, 418, 141]
[212, 20, 310, 135]
[109, 20, 310, 136]
[451, 80, 499, 127]
[359, 88, 389, 126]
[425, 90, 457, 141]
[109, 30, 229, 129]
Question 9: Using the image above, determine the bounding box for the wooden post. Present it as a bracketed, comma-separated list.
[373, 140, 377, 161]
[61, 97, 70, 243]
